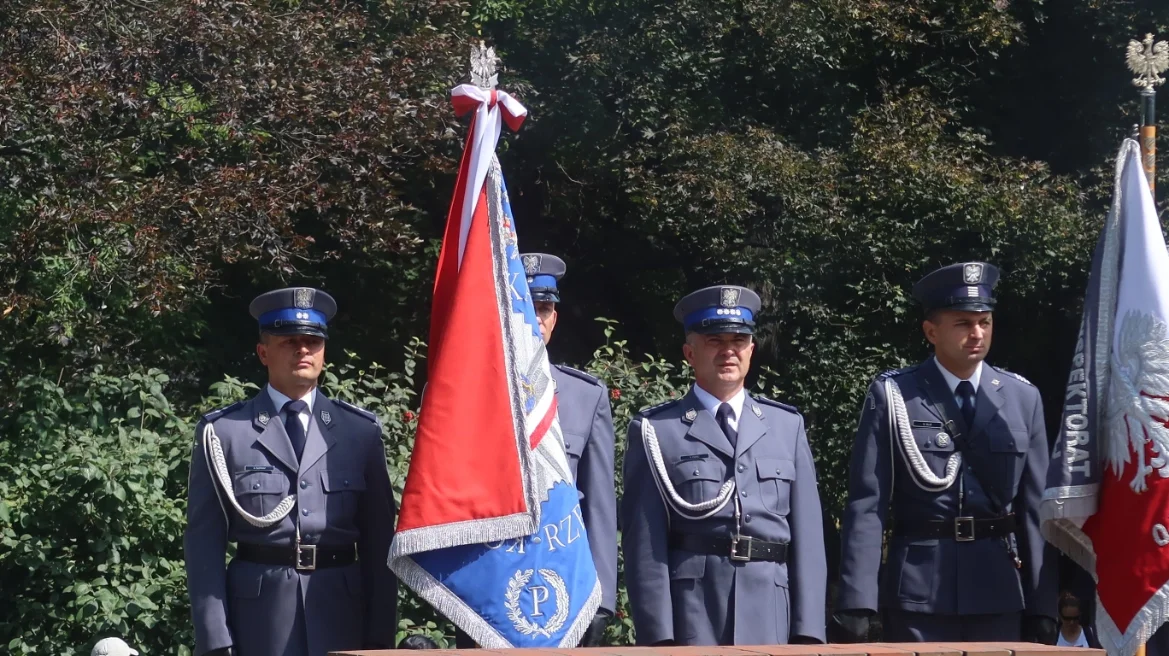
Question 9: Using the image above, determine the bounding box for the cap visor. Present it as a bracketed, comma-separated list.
[689, 323, 754, 335]
[263, 326, 329, 339]
[939, 302, 995, 313]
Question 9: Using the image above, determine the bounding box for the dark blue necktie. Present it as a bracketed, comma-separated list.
[716, 403, 737, 447]
[956, 381, 976, 427]
[283, 399, 308, 460]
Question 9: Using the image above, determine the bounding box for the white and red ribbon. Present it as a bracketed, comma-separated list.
[449, 84, 527, 267]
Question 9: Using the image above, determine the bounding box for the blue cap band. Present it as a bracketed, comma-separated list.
[259, 308, 328, 328]
[683, 306, 754, 330]
[528, 274, 559, 290]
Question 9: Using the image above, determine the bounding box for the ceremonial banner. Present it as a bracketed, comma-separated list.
[387, 82, 601, 647]
[1042, 138, 1169, 656]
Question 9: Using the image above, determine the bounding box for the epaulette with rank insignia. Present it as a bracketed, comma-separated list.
[993, 365, 1034, 386]
[875, 363, 919, 383]
[755, 396, 800, 415]
[553, 364, 603, 387]
[200, 400, 245, 423]
[639, 398, 680, 417]
[334, 398, 379, 423]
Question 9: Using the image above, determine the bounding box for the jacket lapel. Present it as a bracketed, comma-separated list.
[734, 395, 768, 458]
[968, 365, 1006, 440]
[252, 390, 299, 473]
[681, 389, 734, 459]
[299, 390, 339, 474]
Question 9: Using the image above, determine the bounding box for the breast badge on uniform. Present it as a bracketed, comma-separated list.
[936, 433, 951, 448]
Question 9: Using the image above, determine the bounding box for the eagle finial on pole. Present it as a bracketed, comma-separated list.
[470, 41, 500, 91]
[1126, 33, 1169, 196]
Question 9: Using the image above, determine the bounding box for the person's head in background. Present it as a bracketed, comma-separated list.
[91, 637, 138, 656]
[398, 634, 440, 649]
[1059, 591, 1084, 640]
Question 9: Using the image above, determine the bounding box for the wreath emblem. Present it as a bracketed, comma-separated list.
[504, 568, 570, 637]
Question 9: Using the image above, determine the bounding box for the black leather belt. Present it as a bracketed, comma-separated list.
[896, 513, 1017, 542]
[237, 543, 357, 571]
[670, 532, 788, 563]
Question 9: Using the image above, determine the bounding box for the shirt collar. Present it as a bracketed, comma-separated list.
[266, 384, 315, 414]
[933, 357, 983, 395]
[691, 384, 746, 420]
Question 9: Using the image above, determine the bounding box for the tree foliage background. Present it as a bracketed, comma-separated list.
[1, 0, 1168, 653]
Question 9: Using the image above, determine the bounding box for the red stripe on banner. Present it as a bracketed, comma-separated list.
[1086, 449, 1169, 633]
[396, 125, 527, 532]
[529, 395, 558, 450]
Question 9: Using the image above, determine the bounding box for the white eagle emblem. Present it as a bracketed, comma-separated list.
[294, 288, 314, 309]
[963, 263, 983, 284]
[1105, 310, 1169, 493]
[522, 254, 540, 275]
[720, 287, 740, 308]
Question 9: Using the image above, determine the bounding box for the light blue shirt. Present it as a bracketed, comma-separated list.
[933, 358, 984, 408]
[691, 384, 746, 432]
[266, 384, 315, 433]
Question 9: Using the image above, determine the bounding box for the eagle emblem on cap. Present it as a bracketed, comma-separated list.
[720, 287, 740, 308]
[522, 254, 540, 275]
[963, 263, 983, 284]
[294, 288, 315, 309]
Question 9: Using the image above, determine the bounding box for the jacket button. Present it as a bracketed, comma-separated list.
[302, 509, 310, 517]
[344, 480, 350, 487]
[740, 490, 748, 498]
[744, 514, 752, 523]
[776, 469, 782, 475]
[692, 469, 700, 476]
[737, 464, 745, 472]
[252, 483, 260, 490]
[300, 480, 308, 489]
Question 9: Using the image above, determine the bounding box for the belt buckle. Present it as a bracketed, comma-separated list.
[296, 543, 318, 571]
[954, 516, 976, 542]
[730, 535, 753, 562]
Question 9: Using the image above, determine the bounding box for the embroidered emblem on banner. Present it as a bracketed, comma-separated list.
[1106, 311, 1169, 493]
[505, 569, 569, 638]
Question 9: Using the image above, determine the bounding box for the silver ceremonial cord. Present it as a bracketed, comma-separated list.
[641, 417, 736, 520]
[885, 378, 961, 491]
[202, 422, 296, 528]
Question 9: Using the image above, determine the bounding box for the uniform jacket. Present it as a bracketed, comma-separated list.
[836, 359, 1057, 618]
[552, 364, 618, 614]
[621, 387, 827, 646]
[184, 388, 398, 656]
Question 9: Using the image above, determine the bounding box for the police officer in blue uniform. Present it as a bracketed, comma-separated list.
[831, 263, 1058, 644]
[621, 285, 827, 646]
[524, 252, 617, 645]
[452, 253, 617, 649]
[184, 288, 398, 656]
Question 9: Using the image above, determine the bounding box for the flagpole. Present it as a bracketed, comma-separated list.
[1126, 33, 1168, 197]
